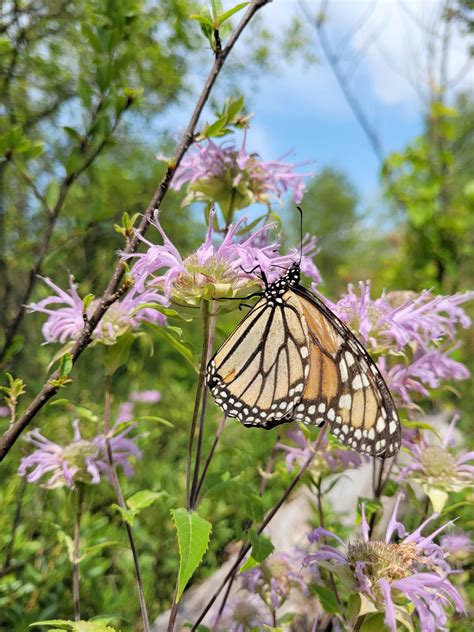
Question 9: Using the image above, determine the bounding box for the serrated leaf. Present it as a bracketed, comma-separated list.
[239, 554, 259, 573]
[312, 584, 339, 614]
[171, 507, 212, 601]
[248, 529, 274, 563]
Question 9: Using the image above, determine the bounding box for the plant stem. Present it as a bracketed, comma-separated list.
[194, 414, 227, 503]
[192, 424, 328, 629]
[104, 376, 150, 632]
[0, 0, 271, 463]
[212, 438, 281, 628]
[73, 484, 84, 621]
[186, 299, 211, 510]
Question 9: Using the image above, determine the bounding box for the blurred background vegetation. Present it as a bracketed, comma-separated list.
[0, 0, 472, 629]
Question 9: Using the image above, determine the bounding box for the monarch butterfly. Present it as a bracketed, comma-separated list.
[206, 261, 401, 458]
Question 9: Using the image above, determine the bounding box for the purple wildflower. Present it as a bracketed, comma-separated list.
[215, 593, 272, 631]
[240, 551, 309, 610]
[397, 415, 474, 511]
[383, 348, 470, 405]
[18, 419, 142, 489]
[0, 406, 9, 417]
[129, 390, 161, 403]
[277, 428, 362, 475]
[27, 276, 167, 344]
[305, 494, 464, 632]
[440, 532, 473, 562]
[331, 282, 474, 351]
[170, 130, 310, 210]
[122, 210, 320, 306]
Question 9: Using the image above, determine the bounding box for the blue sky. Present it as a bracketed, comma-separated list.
[154, 0, 472, 213]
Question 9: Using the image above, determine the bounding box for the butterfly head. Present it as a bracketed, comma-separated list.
[264, 262, 301, 300]
[282, 261, 301, 287]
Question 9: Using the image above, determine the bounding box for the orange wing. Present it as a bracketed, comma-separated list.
[289, 287, 401, 458]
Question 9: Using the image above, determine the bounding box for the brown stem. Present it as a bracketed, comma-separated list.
[192, 424, 328, 630]
[0, 0, 271, 463]
[73, 484, 84, 621]
[213, 437, 281, 628]
[104, 376, 150, 632]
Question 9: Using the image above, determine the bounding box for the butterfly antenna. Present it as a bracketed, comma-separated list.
[296, 206, 304, 266]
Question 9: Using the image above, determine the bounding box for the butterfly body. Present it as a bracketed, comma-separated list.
[206, 262, 401, 458]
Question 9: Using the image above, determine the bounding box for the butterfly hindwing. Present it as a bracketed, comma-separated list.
[290, 288, 401, 457]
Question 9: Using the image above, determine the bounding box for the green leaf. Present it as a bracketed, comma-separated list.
[219, 3, 249, 25]
[347, 594, 361, 624]
[104, 332, 136, 376]
[46, 179, 61, 208]
[59, 353, 73, 379]
[136, 416, 174, 428]
[248, 529, 274, 563]
[29, 621, 116, 631]
[312, 584, 339, 614]
[151, 325, 195, 370]
[360, 613, 385, 632]
[171, 507, 212, 601]
[113, 489, 165, 526]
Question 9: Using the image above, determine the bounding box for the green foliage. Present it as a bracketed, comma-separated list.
[170, 508, 212, 601]
[382, 98, 474, 293]
[30, 621, 116, 631]
[113, 489, 165, 526]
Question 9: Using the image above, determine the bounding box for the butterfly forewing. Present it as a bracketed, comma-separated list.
[206, 292, 310, 427]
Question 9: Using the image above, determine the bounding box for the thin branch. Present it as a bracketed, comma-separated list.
[103, 376, 150, 632]
[192, 424, 328, 629]
[299, 0, 386, 165]
[0, 0, 271, 462]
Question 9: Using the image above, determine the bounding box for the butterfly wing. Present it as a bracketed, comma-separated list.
[206, 293, 311, 428]
[290, 287, 401, 458]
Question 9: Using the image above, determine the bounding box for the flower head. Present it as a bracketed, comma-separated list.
[129, 390, 161, 403]
[305, 494, 464, 632]
[326, 282, 473, 408]
[332, 282, 474, 351]
[170, 131, 310, 212]
[440, 532, 473, 563]
[18, 418, 142, 489]
[123, 210, 320, 306]
[277, 428, 363, 476]
[215, 593, 272, 631]
[241, 551, 308, 609]
[28, 276, 167, 344]
[398, 415, 474, 511]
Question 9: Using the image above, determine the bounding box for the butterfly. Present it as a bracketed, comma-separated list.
[206, 261, 401, 458]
